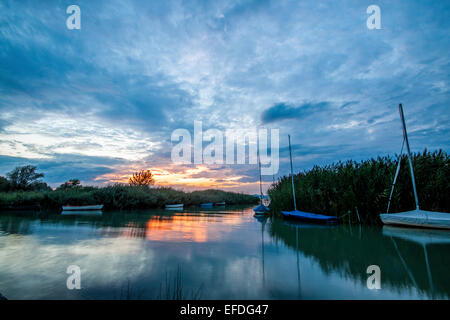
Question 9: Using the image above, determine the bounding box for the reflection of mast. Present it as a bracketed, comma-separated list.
[390, 237, 435, 298]
[423, 245, 434, 296]
[261, 218, 266, 287]
[383, 226, 444, 298]
[390, 237, 418, 288]
[296, 227, 301, 298]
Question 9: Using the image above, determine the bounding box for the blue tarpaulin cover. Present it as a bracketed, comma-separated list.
[281, 210, 338, 223]
[253, 204, 269, 213]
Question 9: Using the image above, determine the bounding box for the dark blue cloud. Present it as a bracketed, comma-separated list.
[261, 102, 331, 123]
[0, 154, 121, 186]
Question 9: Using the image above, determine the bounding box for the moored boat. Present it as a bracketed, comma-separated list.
[253, 143, 270, 216]
[165, 204, 184, 210]
[253, 204, 270, 215]
[282, 210, 338, 224]
[62, 204, 103, 211]
[281, 135, 337, 224]
[200, 203, 213, 208]
[380, 210, 450, 230]
[215, 202, 226, 206]
[61, 210, 103, 216]
[379, 104, 450, 230]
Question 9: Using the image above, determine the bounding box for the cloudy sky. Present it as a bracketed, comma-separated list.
[0, 0, 449, 193]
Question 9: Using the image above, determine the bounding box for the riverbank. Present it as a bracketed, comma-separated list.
[268, 150, 449, 225]
[0, 186, 258, 211]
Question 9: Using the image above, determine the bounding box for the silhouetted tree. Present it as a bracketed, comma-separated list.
[0, 176, 10, 192]
[129, 170, 155, 186]
[7, 165, 44, 191]
[58, 179, 81, 190]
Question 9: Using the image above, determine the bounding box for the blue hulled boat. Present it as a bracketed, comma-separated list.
[282, 135, 338, 225]
[281, 210, 338, 224]
[200, 203, 213, 208]
[253, 204, 270, 215]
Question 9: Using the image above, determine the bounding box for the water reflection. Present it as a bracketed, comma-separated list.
[0, 207, 448, 300]
[269, 218, 450, 299]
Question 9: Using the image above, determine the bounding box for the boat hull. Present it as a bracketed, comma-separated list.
[282, 210, 338, 224]
[200, 203, 213, 208]
[62, 205, 103, 211]
[253, 204, 269, 215]
[165, 204, 184, 210]
[380, 210, 450, 230]
[61, 210, 103, 216]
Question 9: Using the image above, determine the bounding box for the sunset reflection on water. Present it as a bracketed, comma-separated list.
[145, 211, 247, 243]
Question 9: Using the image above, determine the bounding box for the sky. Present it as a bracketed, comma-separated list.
[0, 0, 449, 193]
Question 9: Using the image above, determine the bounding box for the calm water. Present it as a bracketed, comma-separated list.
[0, 206, 449, 300]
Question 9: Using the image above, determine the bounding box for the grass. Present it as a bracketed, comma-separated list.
[268, 149, 449, 224]
[0, 185, 258, 211]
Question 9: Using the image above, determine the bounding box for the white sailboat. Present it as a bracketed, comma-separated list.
[379, 104, 450, 230]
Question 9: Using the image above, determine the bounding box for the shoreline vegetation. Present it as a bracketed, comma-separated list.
[0, 166, 257, 211]
[269, 149, 449, 225]
[0, 186, 258, 211]
[0, 150, 448, 223]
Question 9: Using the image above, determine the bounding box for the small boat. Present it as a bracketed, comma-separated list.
[281, 135, 337, 224]
[61, 210, 103, 216]
[380, 210, 450, 230]
[62, 204, 103, 211]
[200, 203, 213, 208]
[165, 204, 184, 210]
[215, 202, 226, 206]
[379, 104, 450, 230]
[253, 204, 270, 215]
[282, 210, 338, 224]
[253, 144, 270, 216]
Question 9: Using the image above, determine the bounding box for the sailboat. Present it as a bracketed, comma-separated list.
[281, 135, 338, 224]
[253, 139, 270, 216]
[379, 104, 450, 230]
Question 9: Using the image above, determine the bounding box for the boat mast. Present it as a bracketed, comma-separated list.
[398, 104, 420, 210]
[258, 146, 263, 205]
[288, 135, 297, 211]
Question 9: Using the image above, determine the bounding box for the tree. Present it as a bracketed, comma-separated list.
[0, 176, 10, 192]
[58, 179, 81, 190]
[7, 165, 45, 191]
[129, 169, 155, 186]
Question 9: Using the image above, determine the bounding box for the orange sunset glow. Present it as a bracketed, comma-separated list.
[94, 164, 270, 193]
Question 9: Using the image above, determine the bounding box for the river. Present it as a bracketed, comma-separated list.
[0, 206, 448, 299]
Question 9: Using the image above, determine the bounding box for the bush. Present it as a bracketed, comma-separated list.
[0, 185, 258, 211]
[268, 150, 449, 224]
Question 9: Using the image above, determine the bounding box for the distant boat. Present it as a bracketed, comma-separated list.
[254, 204, 270, 215]
[165, 204, 184, 210]
[281, 135, 338, 224]
[61, 210, 103, 216]
[281, 210, 338, 224]
[62, 204, 103, 211]
[200, 203, 213, 208]
[379, 104, 450, 230]
[215, 202, 226, 206]
[253, 141, 269, 216]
